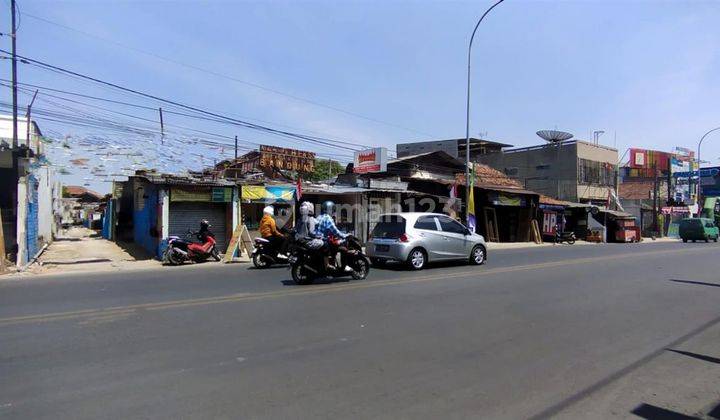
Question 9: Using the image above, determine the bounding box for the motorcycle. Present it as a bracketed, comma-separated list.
[163, 228, 221, 265]
[251, 228, 294, 268]
[555, 230, 577, 245]
[288, 234, 370, 285]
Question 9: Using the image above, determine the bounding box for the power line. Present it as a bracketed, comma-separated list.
[4, 52, 372, 152]
[21, 10, 434, 138]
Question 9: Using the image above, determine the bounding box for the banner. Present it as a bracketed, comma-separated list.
[467, 168, 476, 233]
[241, 185, 296, 202]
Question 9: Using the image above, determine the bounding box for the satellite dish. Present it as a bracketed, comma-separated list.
[536, 130, 573, 143]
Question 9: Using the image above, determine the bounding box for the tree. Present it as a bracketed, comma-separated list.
[305, 159, 344, 182]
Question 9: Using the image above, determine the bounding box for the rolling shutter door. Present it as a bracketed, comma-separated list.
[169, 202, 228, 252]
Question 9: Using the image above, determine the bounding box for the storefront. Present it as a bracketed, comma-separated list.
[240, 184, 296, 235]
[474, 186, 539, 242]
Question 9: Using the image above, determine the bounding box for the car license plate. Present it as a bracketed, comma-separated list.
[375, 244, 389, 252]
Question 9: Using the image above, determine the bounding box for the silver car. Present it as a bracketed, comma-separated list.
[366, 212, 487, 270]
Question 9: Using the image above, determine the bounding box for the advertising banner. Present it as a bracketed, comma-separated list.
[353, 148, 388, 174]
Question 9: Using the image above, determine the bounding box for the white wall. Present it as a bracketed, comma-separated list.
[36, 165, 56, 243]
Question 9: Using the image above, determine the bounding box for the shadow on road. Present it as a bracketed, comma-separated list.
[630, 403, 697, 419]
[281, 277, 353, 286]
[670, 279, 720, 288]
[667, 349, 720, 365]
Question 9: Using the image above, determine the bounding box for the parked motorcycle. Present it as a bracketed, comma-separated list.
[251, 228, 294, 268]
[288, 234, 370, 285]
[555, 230, 577, 245]
[163, 224, 221, 265]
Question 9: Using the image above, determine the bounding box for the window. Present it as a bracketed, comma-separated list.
[414, 216, 438, 231]
[438, 216, 468, 234]
[371, 215, 406, 239]
[578, 158, 615, 186]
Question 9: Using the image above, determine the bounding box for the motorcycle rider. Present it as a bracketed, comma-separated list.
[314, 200, 347, 269]
[259, 205, 286, 256]
[295, 201, 318, 241]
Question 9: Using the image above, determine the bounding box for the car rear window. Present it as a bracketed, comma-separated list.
[372, 215, 406, 239]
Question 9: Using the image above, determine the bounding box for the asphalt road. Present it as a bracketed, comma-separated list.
[2, 241, 720, 419]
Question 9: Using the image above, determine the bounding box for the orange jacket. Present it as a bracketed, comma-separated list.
[260, 214, 282, 238]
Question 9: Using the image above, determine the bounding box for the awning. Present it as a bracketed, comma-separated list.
[241, 185, 296, 202]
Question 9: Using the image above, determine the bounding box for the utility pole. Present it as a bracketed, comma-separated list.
[653, 164, 659, 236]
[10, 0, 19, 148]
[26, 89, 38, 151]
[234, 135, 238, 160]
[158, 107, 165, 142]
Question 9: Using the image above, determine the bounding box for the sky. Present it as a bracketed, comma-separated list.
[2, 0, 720, 192]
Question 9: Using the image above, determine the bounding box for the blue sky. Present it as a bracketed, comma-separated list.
[2, 0, 720, 191]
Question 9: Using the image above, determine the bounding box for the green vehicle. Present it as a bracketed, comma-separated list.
[679, 218, 719, 243]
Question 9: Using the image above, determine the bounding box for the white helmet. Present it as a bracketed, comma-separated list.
[299, 201, 314, 216]
[263, 205, 274, 216]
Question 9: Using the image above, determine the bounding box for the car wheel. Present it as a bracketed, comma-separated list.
[469, 245, 486, 265]
[692, 240, 696, 243]
[370, 258, 385, 268]
[705, 237, 710, 243]
[682, 238, 687, 243]
[714, 236, 718, 243]
[407, 248, 426, 270]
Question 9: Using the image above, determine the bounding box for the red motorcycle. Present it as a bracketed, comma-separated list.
[162, 220, 221, 265]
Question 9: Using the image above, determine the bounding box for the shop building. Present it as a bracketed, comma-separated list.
[115, 171, 238, 258]
[476, 140, 618, 204]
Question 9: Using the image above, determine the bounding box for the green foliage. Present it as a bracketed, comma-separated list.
[61, 186, 71, 198]
[305, 159, 344, 182]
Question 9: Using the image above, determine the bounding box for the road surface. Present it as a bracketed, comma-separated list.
[2, 242, 720, 419]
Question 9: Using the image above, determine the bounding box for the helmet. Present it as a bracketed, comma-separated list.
[263, 205, 274, 216]
[200, 219, 211, 229]
[299, 201, 314, 216]
[320, 200, 336, 215]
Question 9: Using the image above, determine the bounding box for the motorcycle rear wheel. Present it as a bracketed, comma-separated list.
[291, 264, 314, 285]
[211, 247, 221, 262]
[350, 257, 370, 280]
[164, 250, 182, 266]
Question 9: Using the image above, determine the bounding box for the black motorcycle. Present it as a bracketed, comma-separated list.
[288, 234, 370, 285]
[555, 230, 577, 245]
[251, 228, 295, 268]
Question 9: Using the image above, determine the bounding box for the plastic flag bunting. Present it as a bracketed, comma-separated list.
[467, 166, 476, 233]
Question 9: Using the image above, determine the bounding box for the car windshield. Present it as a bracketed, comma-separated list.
[371, 215, 406, 239]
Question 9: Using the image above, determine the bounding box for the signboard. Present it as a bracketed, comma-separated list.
[353, 147, 388, 174]
[629, 148, 672, 171]
[211, 187, 232, 202]
[670, 157, 691, 203]
[259, 145, 315, 173]
[368, 178, 407, 191]
[171, 188, 210, 202]
[542, 212, 557, 236]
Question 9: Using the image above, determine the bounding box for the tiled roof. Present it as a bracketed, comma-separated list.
[619, 181, 654, 200]
[64, 185, 103, 200]
[456, 163, 524, 189]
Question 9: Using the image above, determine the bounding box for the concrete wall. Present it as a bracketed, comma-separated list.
[133, 181, 160, 257]
[397, 140, 460, 158]
[476, 142, 580, 201]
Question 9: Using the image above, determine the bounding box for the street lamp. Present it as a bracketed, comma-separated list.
[695, 126, 720, 206]
[465, 0, 505, 225]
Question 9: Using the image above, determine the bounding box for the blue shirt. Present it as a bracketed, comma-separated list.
[314, 214, 347, 239]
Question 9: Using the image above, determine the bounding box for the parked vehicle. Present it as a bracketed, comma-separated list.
[163, 223, 221, 265]
[366, 213, 487, 270]
[288, 234, 369, 285]
[679, 218, 719, 243]
[251, 228, 294, 268]
[555, 230, 577, 244]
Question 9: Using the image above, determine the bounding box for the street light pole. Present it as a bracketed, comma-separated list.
[465, 0, 505, 225]
[695, 126, 720, 208]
